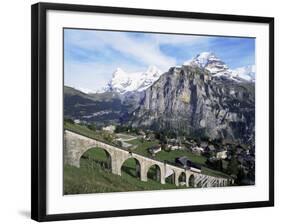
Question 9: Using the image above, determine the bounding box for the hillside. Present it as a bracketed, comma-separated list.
[64, 150, 185, 195]
[64, 86, 131, 126]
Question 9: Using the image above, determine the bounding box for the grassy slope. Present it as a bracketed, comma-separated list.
[64, 121, 105, 141]
[64, 147, 185, 194]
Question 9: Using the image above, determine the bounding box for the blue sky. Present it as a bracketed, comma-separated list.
[64, 28, 255, 93]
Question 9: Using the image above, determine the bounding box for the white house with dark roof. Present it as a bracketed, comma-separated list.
[148, 145, 162, 155]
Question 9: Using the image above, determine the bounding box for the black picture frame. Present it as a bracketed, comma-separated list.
[31, 2, 274, 222]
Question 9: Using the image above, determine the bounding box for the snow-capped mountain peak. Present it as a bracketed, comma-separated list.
[184, 52, 228, 74]
[105, 66, 163, 94]
[184, 52, 255, 82]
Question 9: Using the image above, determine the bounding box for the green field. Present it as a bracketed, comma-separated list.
[127, 138, 206, 165]
[125, 138, 228, 178]
[64, 147, 185, 194]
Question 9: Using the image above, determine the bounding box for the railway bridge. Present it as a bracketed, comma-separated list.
[64, 130, 231, 188]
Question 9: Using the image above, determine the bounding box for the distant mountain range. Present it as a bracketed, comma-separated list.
[100, 52, 255, 94]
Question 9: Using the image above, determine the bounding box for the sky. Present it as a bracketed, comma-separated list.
[64, 28, 255, 93]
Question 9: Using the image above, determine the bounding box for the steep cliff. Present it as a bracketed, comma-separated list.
[130, 65, 255, 145]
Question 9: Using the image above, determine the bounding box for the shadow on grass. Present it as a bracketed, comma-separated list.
[121, 166, 139, 178]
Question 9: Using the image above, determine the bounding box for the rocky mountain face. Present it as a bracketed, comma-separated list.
[129, 64, 255, 145]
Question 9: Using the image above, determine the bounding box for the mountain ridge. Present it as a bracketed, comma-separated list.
[184, 52, 255, 82]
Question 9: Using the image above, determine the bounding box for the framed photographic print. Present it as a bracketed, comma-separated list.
[31, 2, 274, 222]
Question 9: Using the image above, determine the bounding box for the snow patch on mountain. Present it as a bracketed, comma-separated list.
[231, 65, 256, 82]
[184, 52, 229, 74]
[184, 52, 255, 82]
[104, 65, 163, 94]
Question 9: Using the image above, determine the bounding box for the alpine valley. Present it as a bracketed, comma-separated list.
[64, 52, 255, 146]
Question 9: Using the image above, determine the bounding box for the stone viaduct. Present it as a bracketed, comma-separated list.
[64, 130, 231, 188]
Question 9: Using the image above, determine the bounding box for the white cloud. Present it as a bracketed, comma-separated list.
[100, 32, 176, 71]
[65, 30, 185, 71]
[64, 29, 212, 92]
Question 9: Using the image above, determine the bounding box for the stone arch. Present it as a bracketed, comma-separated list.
[178, 172, 186, 186]
[120, 157, 141, 179]
[165, 169, 176, 184]
[147, 164, 162, 182]
[64, 130, 116, 168]
[80, 147, 112, 170]
[188, 174, 195, 187]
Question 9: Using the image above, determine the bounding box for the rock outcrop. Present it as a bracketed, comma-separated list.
[130, 65, 255, 145]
